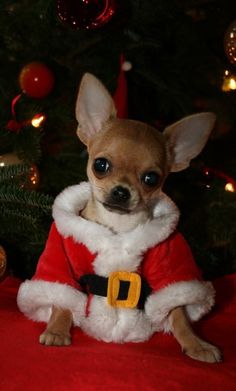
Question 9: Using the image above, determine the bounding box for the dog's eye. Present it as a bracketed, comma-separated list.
[141, 171, 160, 187]
[93, 158, 110, 175]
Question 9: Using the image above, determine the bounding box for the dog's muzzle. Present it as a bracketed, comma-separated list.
[79, 272, 152, 309]
[103, 185, 132, 213]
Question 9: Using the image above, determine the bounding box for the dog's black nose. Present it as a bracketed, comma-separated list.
[111, 186, 131, 202]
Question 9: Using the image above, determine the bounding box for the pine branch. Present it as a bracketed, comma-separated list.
[14, 125, 43, 163]
[0, 206, 40, 231]
[0, 164, 30, 183]
[0, 184, 53, 213]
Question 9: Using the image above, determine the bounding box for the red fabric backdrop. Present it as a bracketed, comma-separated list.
[0, 275, 236, 391]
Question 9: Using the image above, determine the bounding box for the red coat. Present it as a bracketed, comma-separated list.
[33, 222, 202, 296]
[17, 182, 215, 343]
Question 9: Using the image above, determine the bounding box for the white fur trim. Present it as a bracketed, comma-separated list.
[17, 280, 87, 325]
[52, 182, 180, 275]
[80, 297, 153, 343]
[145, 280, 215, 333]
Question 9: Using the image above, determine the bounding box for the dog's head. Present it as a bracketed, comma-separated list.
[75, 73, 215, 215]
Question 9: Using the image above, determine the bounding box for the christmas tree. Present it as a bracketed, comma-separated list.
[0, 0, 236, 279]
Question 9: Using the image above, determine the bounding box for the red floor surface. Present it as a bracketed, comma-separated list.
[1, 275, 236, 390]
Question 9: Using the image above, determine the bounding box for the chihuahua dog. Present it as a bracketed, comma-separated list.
[18, 74, 221, 363]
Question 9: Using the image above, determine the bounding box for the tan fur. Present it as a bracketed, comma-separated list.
[169, 307, 221, 362]
[82, 119, 168, 232]
[40, 73, 221, 362]
[40, 306, 72, 346]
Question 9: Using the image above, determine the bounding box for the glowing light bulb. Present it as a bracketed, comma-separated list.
[229, 78, 236, 90]
[31, 113, 46, 128]
[225, 182, 235, 192]
[222, 70, 236, 91]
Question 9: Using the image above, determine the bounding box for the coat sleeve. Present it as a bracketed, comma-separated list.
[143, 232, 215, 332]
[17, 222, 87, 325]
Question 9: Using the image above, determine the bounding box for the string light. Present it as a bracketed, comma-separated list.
[225, 183, 235, 192]
[29, 165, 39, 187]
[222, 70, 236, 92]
[31, 113, 46, 128]
[7, 94, 46, 132]
[204, 167, 236, 193]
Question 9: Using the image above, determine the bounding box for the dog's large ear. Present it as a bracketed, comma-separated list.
[75, 73, 116, 145]
[163, 112, 216, 172]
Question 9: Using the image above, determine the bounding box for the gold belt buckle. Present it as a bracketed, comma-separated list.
[107, 271, 141, 309]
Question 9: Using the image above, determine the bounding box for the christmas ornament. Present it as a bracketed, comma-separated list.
[0, 246, 7, 280]
[7, 119, 22, 133]
[56, 0, 116, 30]
[0, 152, 22, 167]
[0, 153, 40, 190]
[19, 62, 55, 98]
[224, 20, 236, 66]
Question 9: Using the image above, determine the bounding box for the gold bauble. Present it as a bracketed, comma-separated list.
[0, 152, 22, 166]
[222, 70, 236, 92]
[224, 20, 236, 65]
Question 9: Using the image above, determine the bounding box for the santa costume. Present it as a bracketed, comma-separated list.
[17, 182, 215, 343]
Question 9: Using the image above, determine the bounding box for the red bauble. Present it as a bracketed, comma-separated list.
[56, 0, 116, 30]
[19, 62, 55, 98]
[6, 119, 21, 132]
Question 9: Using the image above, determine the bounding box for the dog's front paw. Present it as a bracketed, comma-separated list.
[183, 337, 221, 363]
[39, 331, 71, 347]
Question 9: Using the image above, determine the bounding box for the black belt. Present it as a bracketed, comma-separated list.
[79, 273, 152, 309]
